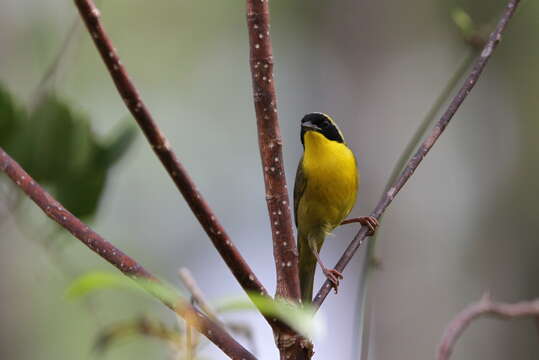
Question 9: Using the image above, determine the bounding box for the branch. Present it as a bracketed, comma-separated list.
[312, 0, 522, 309]
[30, 17, 81, 110]
[355, 51, 478, 360]
[73, 0, 270, 313]
[437, 293, 539, 360]
[178, 267, 221, 324]
[246, 0, 301, 301]
[0, 147, 255, 360]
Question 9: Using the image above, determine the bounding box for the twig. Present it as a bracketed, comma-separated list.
[94, 316, 183, 354]
[178, 268, 221, 324]
[312, 0, 522, 310]
[0, 147, 256, 360]
[178, 268, 259, 354]
[246, 0, 301, 301]
[30, 18, 81, 110]
[437, 293, 539, 360]
[355, 51, 477, 359]
[72, 0, 270, 312]
[185, 323, 194, 360]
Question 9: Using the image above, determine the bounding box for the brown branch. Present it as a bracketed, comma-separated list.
[245, 2, 310, 359]
[246, 0, 301, 301]
[437, 293, 539, 360]
[0, 147, 255, 360]
[312, 0, 522, 310]
[72, 0, 271, 314]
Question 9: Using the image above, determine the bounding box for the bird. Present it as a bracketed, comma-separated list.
[294, 112, 378, 304]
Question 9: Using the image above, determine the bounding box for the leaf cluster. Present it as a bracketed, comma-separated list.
[0, 84, 136, 218]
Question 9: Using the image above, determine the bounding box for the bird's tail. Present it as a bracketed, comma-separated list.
[298, 232, 322, 304]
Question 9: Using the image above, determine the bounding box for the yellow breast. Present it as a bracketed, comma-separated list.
[298, 131, 359, 235]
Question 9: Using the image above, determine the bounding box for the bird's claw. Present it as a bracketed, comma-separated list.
[341, 216, 379, 236]
[359, 216, 379, 236]
[323, 268, 343, 294]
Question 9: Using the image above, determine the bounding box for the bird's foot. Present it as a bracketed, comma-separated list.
[341, 216, 379, 236]
[323, 268, 343, 294]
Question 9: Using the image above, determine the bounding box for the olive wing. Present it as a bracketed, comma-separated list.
[293, 157, 307, 227]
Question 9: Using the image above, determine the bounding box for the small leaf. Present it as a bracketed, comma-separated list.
[452, 8, 475, 40]
[66, 271, 138, 299]
[216, 294, 324, 339]
[66, 271, 183, 306]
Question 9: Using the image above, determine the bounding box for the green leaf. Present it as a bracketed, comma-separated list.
[216, 294, 323, 339]
[23, 96, 104, 217]
[452, 8, 475, 40]
[55, 166, 107, 219]
[66, 271, 183, 306]
[19, 95, 136, 218]
[66, 271, 139, 299]
[0, 83, 25, 150]
[0, 88, 135, 219]
[21, 96, 78, 182]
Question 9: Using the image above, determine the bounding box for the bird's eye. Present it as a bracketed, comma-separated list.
[321, 120, 329, 128]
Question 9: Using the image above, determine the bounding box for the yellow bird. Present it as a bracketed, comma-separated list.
[294, 113, 378, 304]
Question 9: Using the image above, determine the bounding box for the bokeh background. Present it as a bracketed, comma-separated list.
[1, 0, 538, 359]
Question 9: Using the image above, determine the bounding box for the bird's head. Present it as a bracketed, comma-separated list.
[300, 112, 345, 146]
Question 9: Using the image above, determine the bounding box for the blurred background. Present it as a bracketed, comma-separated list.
[1, 0, 538, 359]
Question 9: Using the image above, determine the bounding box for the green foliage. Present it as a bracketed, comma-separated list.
[452, 8, 477, 42]
[66, 271, 183, 306]
[68, 271, 323, 339]
[0, 83, 136, 218]
[216, 294, 322, 339]
[0, 86, 24, 147]
[66, 271, 140, 299]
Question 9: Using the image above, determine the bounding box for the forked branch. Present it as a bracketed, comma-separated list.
[73, 0, 271, 319]
[0, 148, 256, 360]
[313, 0, 522, 309]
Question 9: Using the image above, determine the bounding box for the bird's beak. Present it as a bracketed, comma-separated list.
[301, 120, 321, 132]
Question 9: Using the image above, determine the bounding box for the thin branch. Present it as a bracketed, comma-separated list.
[313, 0, 522, 309]
[0, 147, 256, 360]
[246, 0, 301, 301]
[365, 5, 491, 264]
[72, 0, 270, 313]
[354, 50, 477, 360]
[178, 267, 221, 324]
[178, 268, 259, 354]
[185, 323, 194, 360]
[30, 18, 81, 110]
[356, 19, 492, 359]
[178, 269, 210, 360]
[94, 317, 183, 354]
[437, 293, 539, 360]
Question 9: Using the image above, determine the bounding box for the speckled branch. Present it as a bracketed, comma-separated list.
[245, 1, 309, 359]
[312, 0, 521, 309]
[0, 147, 256, 360]
[73, 0, 269, 310]
[246, 0, 300, 301]
[437, 293, 539, 360]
